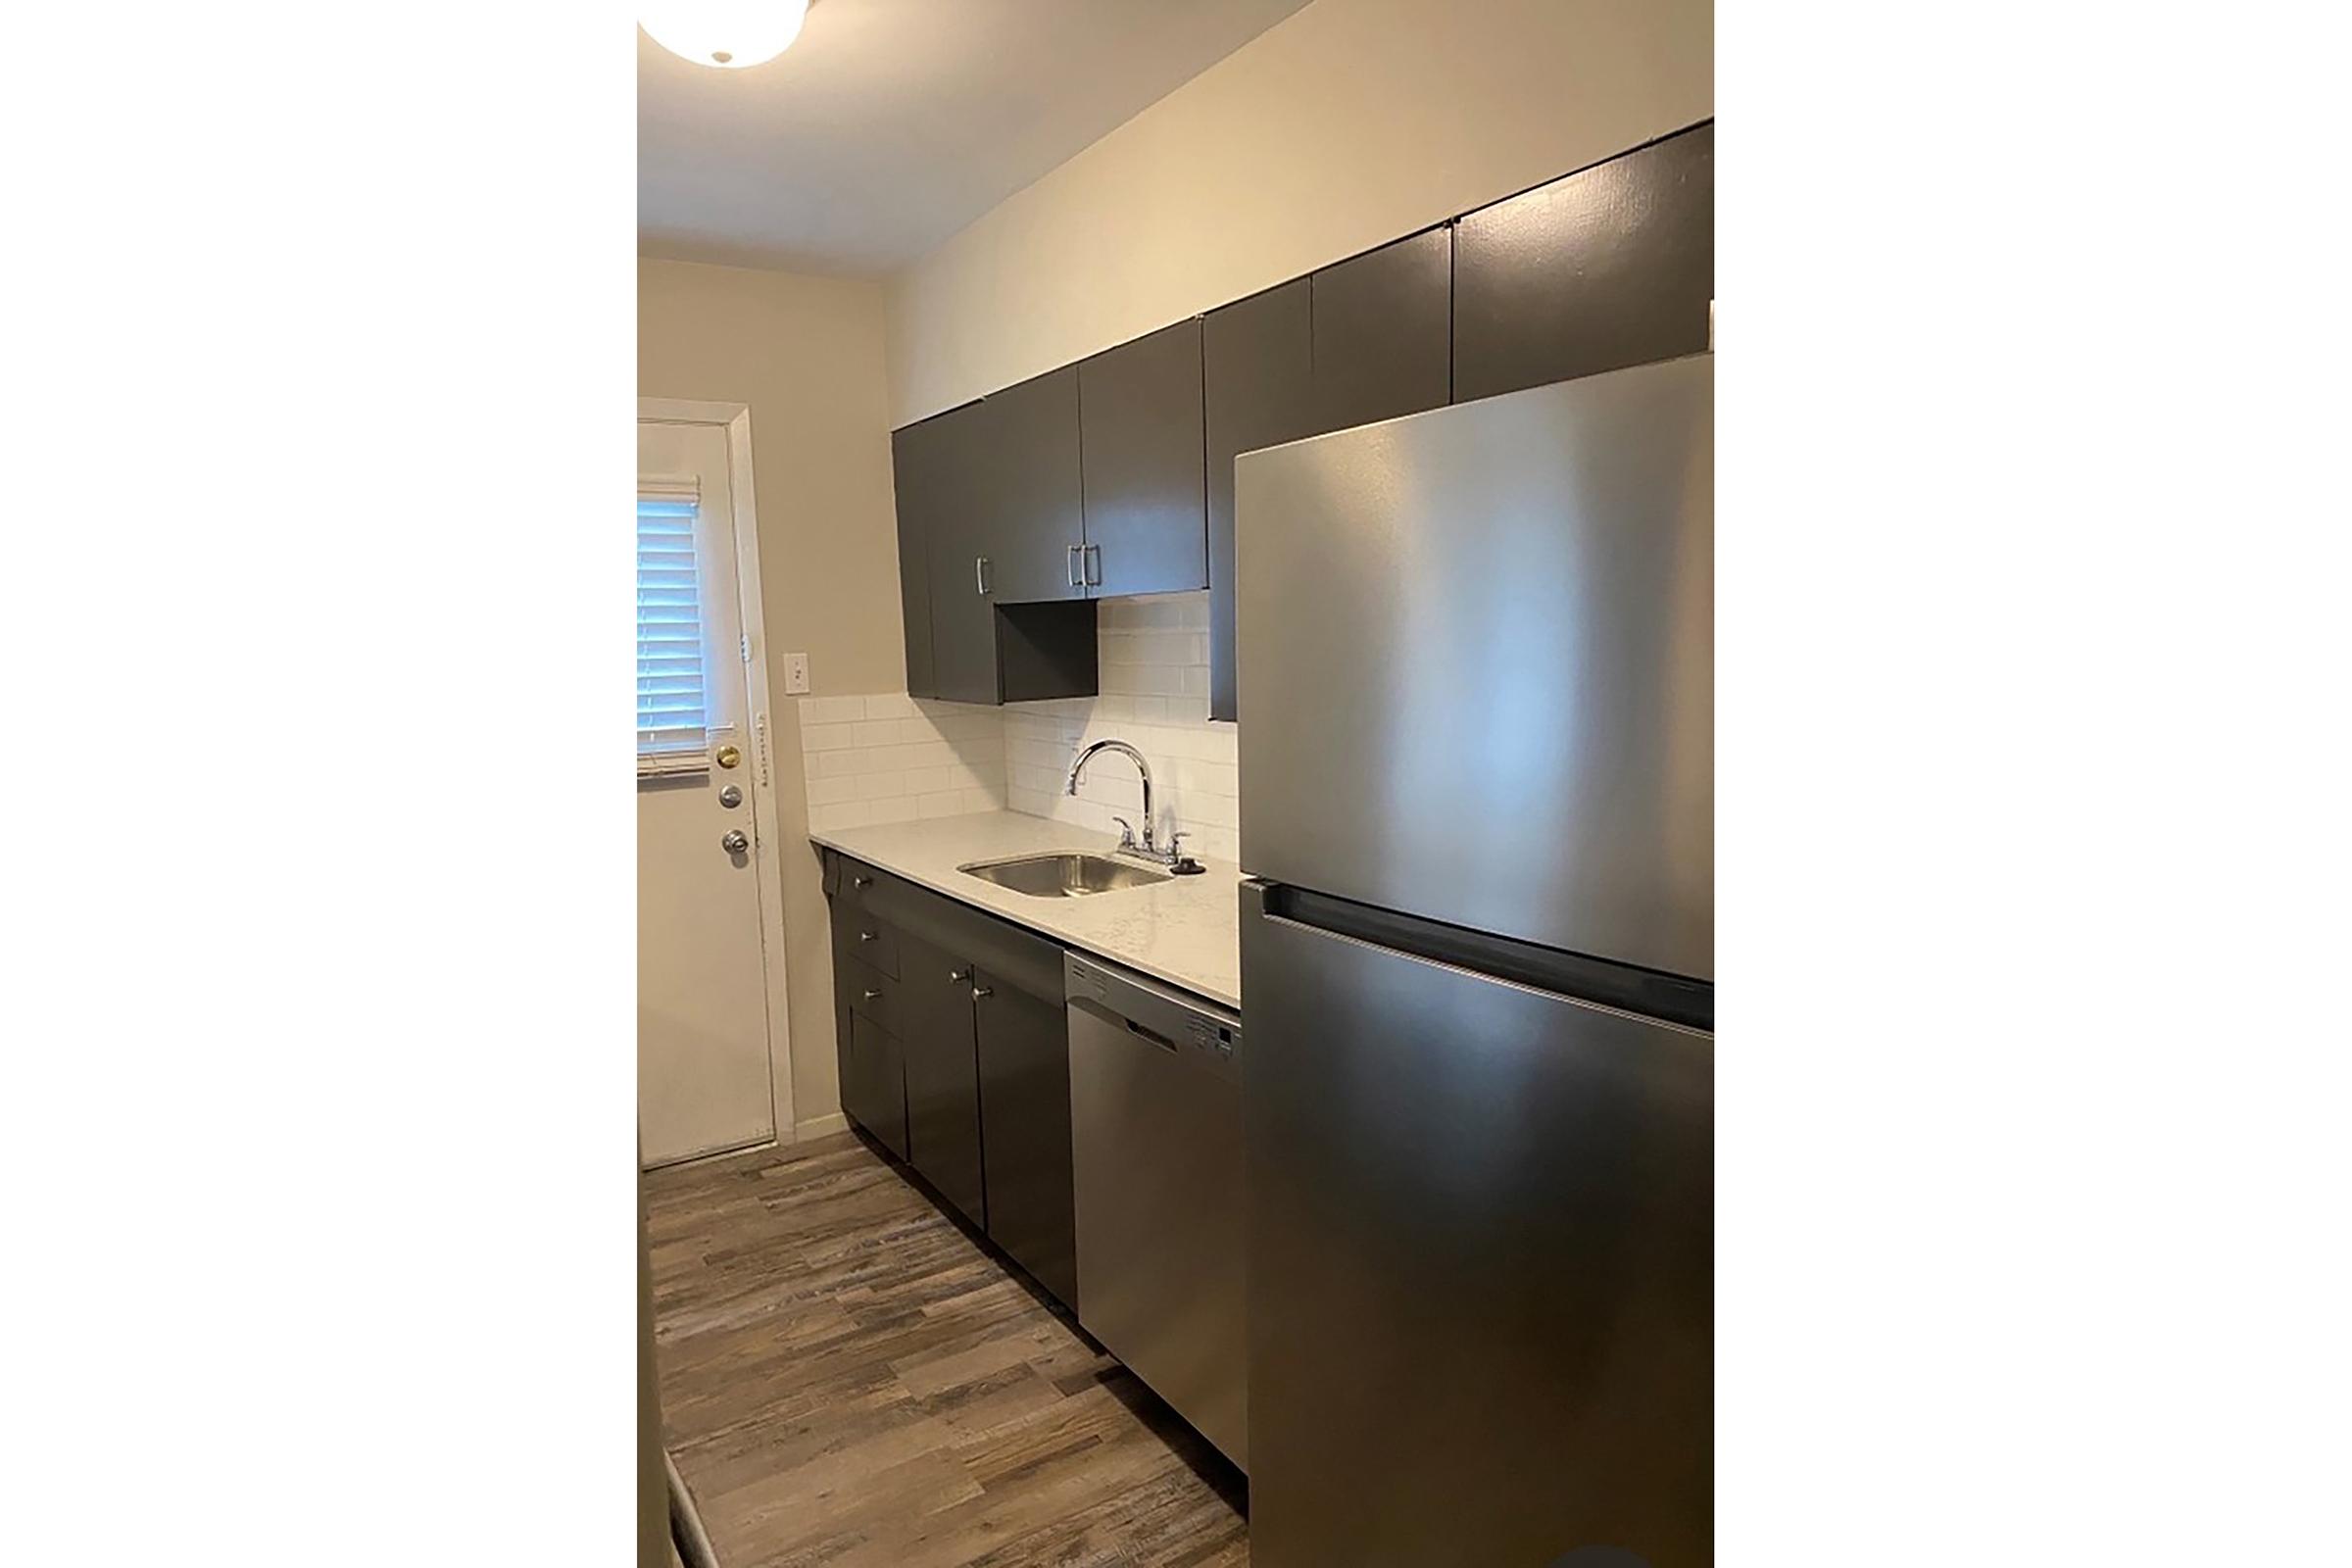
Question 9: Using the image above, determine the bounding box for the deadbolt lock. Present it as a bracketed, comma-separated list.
[718, 784, 743, 808]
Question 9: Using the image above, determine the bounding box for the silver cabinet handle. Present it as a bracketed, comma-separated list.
[975, 555, 992, 595]
[720, 829, 749, 854]
[1067, 544, 1082, 587]
[949, 967, 972, 983]
[858, 929, 878, 943]
[970, 985, 994, 1000]
[1084, 543, 1102, 586]
[851, 873, 873, 889]
[860, 989, 882, 1002]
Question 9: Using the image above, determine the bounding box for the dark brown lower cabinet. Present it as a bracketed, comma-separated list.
[895, 927, 989, 1227]
[823, 853, 1078, 1312]
[972, 967, 1079, 1310]
[841, 1008, 906, 1160]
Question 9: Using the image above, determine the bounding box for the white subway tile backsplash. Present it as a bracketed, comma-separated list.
[999, 591, 1241, 859]
[807, 801, 871, 832]
[799, 693, 1007, 827]
[796, 592, 1240, 856]
[806, 775, 859, 806]
[800, 696, 866, 726]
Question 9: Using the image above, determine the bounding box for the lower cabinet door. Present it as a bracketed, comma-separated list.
[972, 972, 1079, 1310]
[841, 1006, 907, 1159]
[894, 928, 988, 1227]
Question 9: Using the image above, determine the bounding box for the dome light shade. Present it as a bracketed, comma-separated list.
[641, 0, 809, 69]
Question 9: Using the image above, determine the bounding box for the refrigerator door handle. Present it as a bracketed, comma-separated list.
[1258, 883, 1712, 1034]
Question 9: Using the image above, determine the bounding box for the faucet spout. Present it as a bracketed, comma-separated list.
[1066, 739, 1168, 861]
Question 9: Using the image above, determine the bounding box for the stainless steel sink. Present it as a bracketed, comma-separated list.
[958, 852, 1171, 899]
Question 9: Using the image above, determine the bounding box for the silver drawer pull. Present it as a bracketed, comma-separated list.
[851, 874, 873, 889]
[950, 967, 972, 983]
[858, 930, 878, 943]
[970, 986, 994, 1000]
[861, 989, 883, 1002]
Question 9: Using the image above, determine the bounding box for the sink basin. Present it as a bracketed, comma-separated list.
[958, 852, 1172, 899]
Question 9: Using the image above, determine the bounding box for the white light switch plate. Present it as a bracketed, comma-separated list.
[783, 652, 809, 694]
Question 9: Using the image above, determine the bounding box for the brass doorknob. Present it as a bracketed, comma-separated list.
[715, 744, 742, 769]
[720, 829, 749, 854]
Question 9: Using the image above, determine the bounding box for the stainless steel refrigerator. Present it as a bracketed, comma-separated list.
[1236, 354, 1713, 1567]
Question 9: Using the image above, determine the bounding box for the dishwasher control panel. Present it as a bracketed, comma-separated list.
[1185, 1014, 1236, 1061]
[1065, 954, 1240, 1080]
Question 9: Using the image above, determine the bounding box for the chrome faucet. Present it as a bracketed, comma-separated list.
[1065, 739, 1184, 866]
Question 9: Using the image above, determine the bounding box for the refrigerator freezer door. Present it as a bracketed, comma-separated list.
[1242, 884, 1713, 1568]
[1236, 355, 1712, 980]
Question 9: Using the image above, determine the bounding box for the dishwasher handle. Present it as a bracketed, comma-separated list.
[1126, 1018, 1180, 1053]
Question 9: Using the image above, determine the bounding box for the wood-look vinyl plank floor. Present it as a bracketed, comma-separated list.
[646, 1130, 1250, 1567]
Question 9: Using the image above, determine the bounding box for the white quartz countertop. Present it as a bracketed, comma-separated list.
[808, 811, 1243, 1009]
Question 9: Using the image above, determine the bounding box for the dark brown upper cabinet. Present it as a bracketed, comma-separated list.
[888, 419, 949, 699]
[887, 124, 1715, 718]
[1310, 225, 1454, 434]
[1077, 318, 1207, 598]
[906, 392, 1097, 707]
[1203, 279, 1314, 723]
[911, 404, 995, 705]
[971, 367, 1086, 605]
[1453, 122, 1714, 403]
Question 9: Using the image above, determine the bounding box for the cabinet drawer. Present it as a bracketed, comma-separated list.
[864, 875, 1064, 1004]
[829, 854, 890, 911]
[833, 902, 901, 979]
[842, 957, 900, 1034]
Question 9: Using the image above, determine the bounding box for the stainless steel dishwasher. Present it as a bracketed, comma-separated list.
[1065, 952, 1248, 1471]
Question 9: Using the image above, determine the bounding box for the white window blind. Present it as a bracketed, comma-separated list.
[637, 478, 710, 776]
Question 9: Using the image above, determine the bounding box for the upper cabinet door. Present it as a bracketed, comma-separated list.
[1203, 279, 1313, 723]
[1310, 225, 1453, 435]
[1077, 318, 1207, 598]
[1453, 122, 1714, 403]
[888, 421, 944, 699]
[919, 402, 1001, 706]
[974, 367, 1086, 604]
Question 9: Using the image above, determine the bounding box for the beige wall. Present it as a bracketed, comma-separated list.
[885, 0, 1713, 425]
[640, 257, 906, 1132]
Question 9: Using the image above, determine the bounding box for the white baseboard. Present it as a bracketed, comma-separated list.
[792, 1111, 850, 1141]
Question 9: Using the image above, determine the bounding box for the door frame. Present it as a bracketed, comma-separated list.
[638, 397, 795, 1145]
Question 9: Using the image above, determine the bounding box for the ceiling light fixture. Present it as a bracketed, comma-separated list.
[640, 0, 809, 70]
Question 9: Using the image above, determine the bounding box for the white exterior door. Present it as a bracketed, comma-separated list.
[638, 418, 775, 1165]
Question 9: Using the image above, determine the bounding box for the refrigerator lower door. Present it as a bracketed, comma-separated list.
[1242, 884, 1713, 1568]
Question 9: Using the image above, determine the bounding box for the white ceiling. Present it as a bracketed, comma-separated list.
[638, 0, 1313, 276]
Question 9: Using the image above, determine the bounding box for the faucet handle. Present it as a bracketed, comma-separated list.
[1111, 815, 1138, 850]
